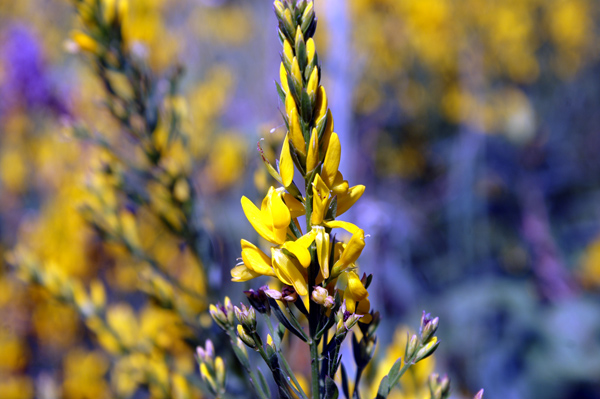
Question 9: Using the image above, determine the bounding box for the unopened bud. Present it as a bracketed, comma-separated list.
[281, 285, 298, 303]
[200, 363, 217, 393]
[224, 297, 235, 325]
[473, 389, 484, 399]
[421, 316, 439, 344]
[234, 304, 257, 331]
[244, 286, 270, 314]
[274, 1, 285, 19]
[209, 304, 228, 330]
[215, 356, 226, 388]
[405, 334, 418, 359]
[415, 336, 440, 362]
[264, 289, 283, 300]
[237, 324, 257, 349]
[266, 334, 275, 350]
[311, 286, 333, 308]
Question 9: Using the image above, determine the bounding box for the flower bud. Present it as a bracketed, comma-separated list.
[281, 285, 298, 303]
[209, 304, 228, 330]
[234, 304, 257, 331]
[421, 316, 439, 344]
[405, 334, 418, 359]
[311, 286, 328, 304]
[200, 363, 217, 393]
[473, 389, 484, 399]
[237, 324, 257, 349]
[224, 297, 235, 325]
[244, 286, 271, 314]
[215, 356, 226, 388]
[415, 336, 440, 362]
[264, 289, 283, 300]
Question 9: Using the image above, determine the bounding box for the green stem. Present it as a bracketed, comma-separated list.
[310, 337, 320, 399]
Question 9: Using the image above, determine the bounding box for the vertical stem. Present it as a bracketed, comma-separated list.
[310, 338, 320, 399]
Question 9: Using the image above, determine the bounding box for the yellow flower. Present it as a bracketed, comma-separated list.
[241, 187, 291, 245]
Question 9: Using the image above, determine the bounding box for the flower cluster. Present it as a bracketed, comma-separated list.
[232, 0, 370, 321]
[208, 2, 484, 399]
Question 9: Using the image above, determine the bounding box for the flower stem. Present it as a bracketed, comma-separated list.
[310, 337, 320, 399]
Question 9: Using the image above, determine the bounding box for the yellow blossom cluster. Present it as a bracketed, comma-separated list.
[348, 0, 598, 133]
[231, 0, 371, 321]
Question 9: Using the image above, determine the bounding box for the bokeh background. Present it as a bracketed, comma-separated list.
[1, 1, 600, 399]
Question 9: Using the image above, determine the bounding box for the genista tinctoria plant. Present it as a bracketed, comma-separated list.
[207, 1, 484, 399]
[9, 0, 234, 397]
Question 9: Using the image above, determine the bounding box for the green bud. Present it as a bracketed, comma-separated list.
[237, 324, 257, 349]
[405, 334, 418, 359]
[415, 337, 440, 362]
[234, 304, 257, 331]
[209, 304, 229, 330]
[421, 316, 439, 344]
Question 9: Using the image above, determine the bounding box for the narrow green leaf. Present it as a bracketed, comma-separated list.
[268, 298, 308, 342]
[376, 375, 390, 399]
[275, 81, 287, 104]
[341, 364, 350, 399]
[388, 358, 403, 386]
[257, 367, 271, 399]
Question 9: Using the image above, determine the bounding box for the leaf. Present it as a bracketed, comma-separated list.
[275, 81, 287, 104]
[268, 298, 308, 342]
[277, 322, 286, 341]
[301, 90, 313, 124]
[341, 364, 350, 399]
[325, 376, 340, 399]
[257, 367, 271, 399]
[376, 375, 390, 399]
[231, 343, 251, 370]
[294, 295, 309, 317]
[387, 358, 403, 387]
[296, 39, 307, 72]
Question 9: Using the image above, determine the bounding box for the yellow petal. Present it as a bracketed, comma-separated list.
[307, 68, 319, 97]
[322, 133, 341, 188]
[283, 240, 311, 268]
[333, 229, 365, 272]
[306, 37, 316, 65]
[324, 220, 361, 235]
[241, 196, 276, 244]
[241, 240, 275, 276]
[269, 190, 291, 237]
[272, 248, 308, 296]
[346, 271, 368, 302]
[289, 107, 306, 157]
[337, 185, 365, 216]
[280, 62, 289, 94]
[282, 193, 305, 218]
[306, 128, 318, 173]
[331, 171, 348, 196]
[311, 174, 330, 225]
[314, 86, 328, 122]
[231, 264, 261, 282]
[315, 227, 330, 279]
[291, 57, 302, 85]
[280, 135, 294, 187]
[295, 230, 317, 248]
[283, 39, 294, 66]
[285, 92, 296, 117]
[71, 31, 99, 53]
